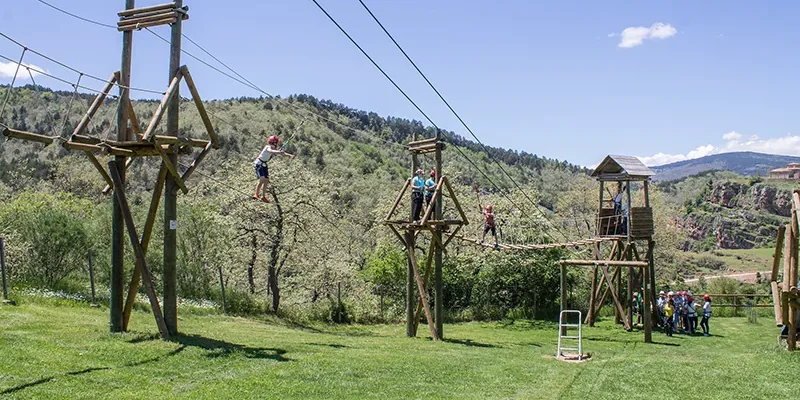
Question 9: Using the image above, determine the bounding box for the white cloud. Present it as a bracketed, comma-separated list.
[616, 22, 677, 48]
[0, 61, 44, 80]
[639, 131, 800, 166]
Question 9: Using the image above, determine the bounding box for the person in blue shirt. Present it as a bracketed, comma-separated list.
[424, 170, 437, 216]
[411, 169, 425, 222]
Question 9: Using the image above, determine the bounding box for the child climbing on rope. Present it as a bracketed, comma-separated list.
[411, 169, 425, 222]
[253, 135, 294, 203]
[474, 186, 499, 249]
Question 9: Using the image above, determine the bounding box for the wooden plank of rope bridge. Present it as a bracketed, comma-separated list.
[405, 232, 437, 340]
[180, 66, 220, 149]
[108, 162, 170, 340]
[385, 178, 411, 221]
[2, 128, 55, 144]
[181, 141, 212, 182]
[118, 2, 176, 17]
[154, 142, 188, 194]
[142, 72, 182, 142]
[122, 164, 168, 331]
[71, 72, 119, 139]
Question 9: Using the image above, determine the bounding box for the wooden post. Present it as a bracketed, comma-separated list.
[163, 0, 183, 337]
[108, 162, 170, 340]
[643, 241, 653, 343]
[784, 225, 792, 293]
[773, 226, 786, 282]
[406, 232, 437, 340]
[218, 265, 227, 314]
[789, 195, 799, 350]
[406, 131, 418, 338]
[0, 237, 12, 304]
[88, 250, 99, 307]
[111, 0, 135, 333]
[597, 181, 604, 237]
[587, 244, 599, 326]
[560, 263, 567, 336]
[434, 131, 443, 340]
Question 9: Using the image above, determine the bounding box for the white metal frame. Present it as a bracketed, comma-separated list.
[557, 310, 583, 360]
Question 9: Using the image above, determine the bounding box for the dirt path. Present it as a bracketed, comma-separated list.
[684, 271, 772, 285]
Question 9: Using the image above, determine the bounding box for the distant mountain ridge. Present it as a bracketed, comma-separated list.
[651, 151, 800, 182]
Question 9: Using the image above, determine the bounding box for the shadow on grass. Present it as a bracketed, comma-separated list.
[442, 338, 503, 348]
[305, 342, 349, 349]
[283, 320, 377, 337]
[586, 336, 681, 347]
[0, 346, 185, 395]
[126, 332, 161, 344]
[174, 334, 291, 362]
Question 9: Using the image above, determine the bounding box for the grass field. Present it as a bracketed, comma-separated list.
[1, 298, 799, 399]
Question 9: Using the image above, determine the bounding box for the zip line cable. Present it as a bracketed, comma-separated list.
[308, 0, 562, 242]
[355, 0, 570, 242]
[34, 0, 117, 29]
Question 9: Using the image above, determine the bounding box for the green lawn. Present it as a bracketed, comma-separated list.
[1, 300, 799, 399]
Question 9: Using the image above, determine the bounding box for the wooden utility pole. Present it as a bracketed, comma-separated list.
[0, 237, 12, 304]
[163, 0, 183, 337]
[406, 131, 418, 337]
[111, 0, 135, 333]
[434, 128, 443, 339]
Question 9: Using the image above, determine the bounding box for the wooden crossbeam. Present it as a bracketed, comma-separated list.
[142, 71, 183, 142]
[388, 225, 406, 247]
[126, 98, 142, 135]
[420, 177, 445, 225]
[84, 152, 114, 189]
[108, 162, 170, 340]
[406, 232, 437, 340]
[118, 2, 176, 17]
[442, 177, 468, 225]
[442, 225, 462, 249]
[122, 164, 168, 331]
[2, 128, 55, 144]
[180, 66, 220, 149]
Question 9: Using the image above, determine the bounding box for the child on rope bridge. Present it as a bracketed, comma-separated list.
[474, 186, 499, 250]
[253, 135, 294, 203]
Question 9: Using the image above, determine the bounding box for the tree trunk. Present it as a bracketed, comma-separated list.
[248, 234, 256, 294]
[267, 191, 284, 312]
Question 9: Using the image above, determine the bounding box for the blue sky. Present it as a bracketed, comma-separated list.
[2, 0, 800, 168]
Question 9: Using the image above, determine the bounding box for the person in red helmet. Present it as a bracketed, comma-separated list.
[253, 135, 294, 203]
[686, 295, 698, 334]
[424, 170, 437, 215]
[474, 186, 498, 249]
[700, 294, 712, 336]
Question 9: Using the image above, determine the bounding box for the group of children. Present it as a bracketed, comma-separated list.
[657, 290, 712, 337]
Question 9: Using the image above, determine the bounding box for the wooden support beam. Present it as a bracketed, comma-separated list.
[420, 177, 444, 225]
[442, 225, 462, 249]
[405, 232, 437, 340]
[413, 240, 437, 335]
[117, 17, 177, 31]
[103, 158, 133, 194]
[784, 224, 792, 292]
[600, 264, 632, 331]
[84, 152, 113, 189]
[773, 281, 783, 326]
[62, 141, 102, 153]
[108, 162, 170, 340]
[118, 10, 177, 27]
[388, 225, 406, 247]
[560, 260, 647, 267]
[180, 66, 220, 149]
[142, 72, 182, 142]
[773, 226, 786, 283]
[181, 141, 212, 182]
[2, 128, 55, 144]
[443, 177, 468, 225]
[154, 143, 188, 194]
[71, 134, 102, 145]
[385, 178, 411, 221]
[72, 72, 119, 138]
[407, 137, 437, 146]
[149, 135, 209, 147]
[118, 2, 176, 17]
[122, 164, 168, 331]
[126, 98, 141, 135]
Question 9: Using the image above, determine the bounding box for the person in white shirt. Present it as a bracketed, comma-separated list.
[253, 135, 294, 203]
[700, 294, 712, 336]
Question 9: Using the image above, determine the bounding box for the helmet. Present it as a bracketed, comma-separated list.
[703, 294, 710, 300]
[486, 205, 493, 212]
[268, 135, 279, 144]
[667, 291, 674, 296]
[430, 170, 436, 177]
[659, 291, 665, 296]
[681, 291, 687, 296]
[688, 296, 694, 302]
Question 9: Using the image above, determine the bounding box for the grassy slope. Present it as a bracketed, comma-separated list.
[1, 301, 799, 399]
